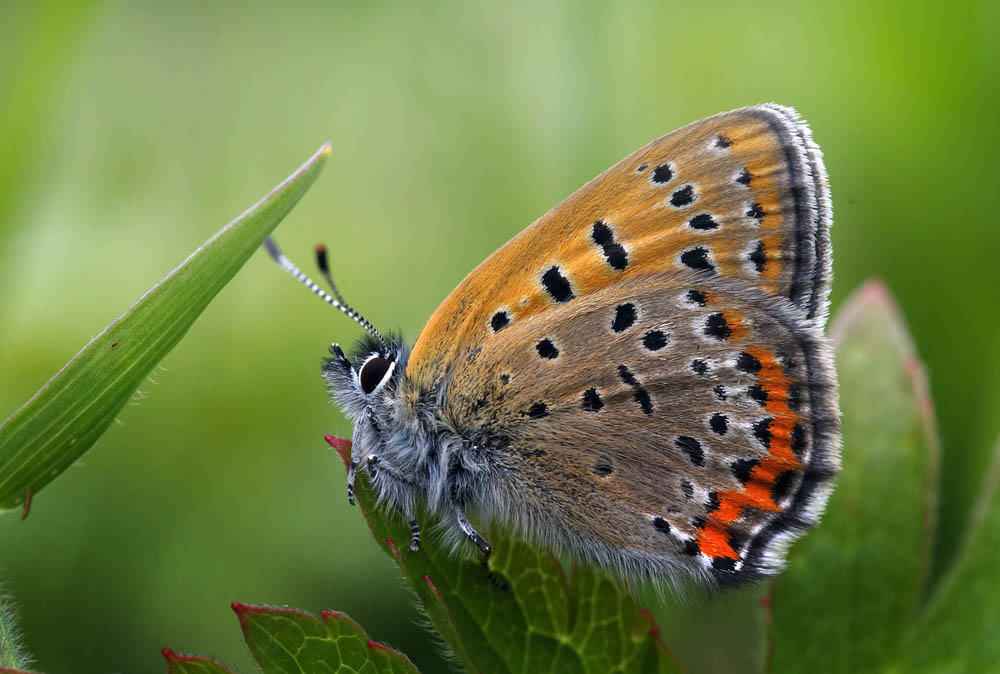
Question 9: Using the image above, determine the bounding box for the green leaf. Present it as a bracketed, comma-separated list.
[233, 604, 419, 674]
[0, 591, 30, 672]
[163, 649, 239, 674]
[163, 605, 419, 674]
[325, 436, 681, 674]
[769, 280, 940, 671]
[901, 434, 1000, 673]
[0, 142, 331, 513]
[643, 585, 767, 674]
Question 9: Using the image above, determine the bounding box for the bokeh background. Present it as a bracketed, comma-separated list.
[1, 1, 998, 672]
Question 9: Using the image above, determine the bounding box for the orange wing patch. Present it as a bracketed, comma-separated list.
[694, 346, 804, 563]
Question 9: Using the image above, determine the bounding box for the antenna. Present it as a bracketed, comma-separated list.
[263, 236, 387, 350]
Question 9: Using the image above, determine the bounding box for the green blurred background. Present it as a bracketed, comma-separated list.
[1, 1, 997, 672]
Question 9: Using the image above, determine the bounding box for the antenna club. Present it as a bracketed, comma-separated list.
[315, 244, 330, 273]
[264, 236, 387, 350]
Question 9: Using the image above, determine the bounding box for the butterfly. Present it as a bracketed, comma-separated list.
[265, 104, 840, 585]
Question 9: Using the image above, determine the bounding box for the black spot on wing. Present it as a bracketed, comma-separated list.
[689, 214, 719, 231]
[710, 413, 728, 435]
[618, 364, 653, 415]
[581, 388, 604, 412]
[670, 185, 695, 207]
[536, 338, 559, 359]
[687, 289, 708, 306]
[748, 384, 768, 406]
[591, 221, 628, 271]
[747, 202, 765, 221]
[753, 418, 773, 448]
[749, 240, 767, 273]
[681, 246, 713, 271]
[642, 330, 668, 351]
[676, 436, 704, 466]
[651, 163, 673, 183]
[736, 351, 762, 374]
[541, 266, 574, 303]
[490, 311, 510, 333]
[731, 458, 759, 484]
[706, 492, 720, 513]
[525, 402, 549, 419]
[736, 169, 752, 186]
[704, 313, 731, 340]
[612, 303, 637, 332]
[653, 516, 671, 534]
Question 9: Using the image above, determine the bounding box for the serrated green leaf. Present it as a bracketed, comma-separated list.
[233, 604, 419, 674]
[901, 434, 1000, 673]
[769, 280, 940, 671]
[0, 142, 331, 513]
[163, 648, 240, 674]
[326, 436, 680, 674]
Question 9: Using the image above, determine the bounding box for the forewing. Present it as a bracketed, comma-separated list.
[441, 272, 839, 582]
[407, 104, 832, 391]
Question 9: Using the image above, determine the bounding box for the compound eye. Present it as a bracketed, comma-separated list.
[359, 355, 394, 395]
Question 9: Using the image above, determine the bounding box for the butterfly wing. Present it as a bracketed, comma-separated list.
[402, 104, 837, 582]
[438, 271, 838, 581]
[406, 104, 832, 392]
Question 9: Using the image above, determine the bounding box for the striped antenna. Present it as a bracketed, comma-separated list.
[263, 236, 386, 349]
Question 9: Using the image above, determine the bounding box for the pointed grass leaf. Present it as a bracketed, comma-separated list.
[769, 280, 940, 671]
[325, 435, 681, 674]
[0, 142, 331, 513]
[902, 434, 1000, 672]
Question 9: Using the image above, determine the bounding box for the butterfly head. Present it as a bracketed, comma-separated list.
[261, 236, 414, 459]
[322, 331, 409, 415]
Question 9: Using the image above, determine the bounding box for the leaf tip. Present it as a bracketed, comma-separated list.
[829, 277, 901, 346]
[319, 141, 333, 158]
[230, 601, 251, 626]
[324, 435, 352, 469]
[20, 492, 32, 520]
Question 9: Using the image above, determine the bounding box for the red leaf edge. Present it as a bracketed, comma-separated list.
[324, 435, 352, 470]
[161, 647, 238, 674]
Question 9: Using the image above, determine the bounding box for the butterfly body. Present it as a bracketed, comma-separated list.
[304, 104, 839, 585]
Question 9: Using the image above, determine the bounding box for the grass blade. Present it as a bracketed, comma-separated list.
[0, 142, 332, 512]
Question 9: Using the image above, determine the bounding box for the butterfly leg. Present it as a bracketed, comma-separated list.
[408, 518, 422, 552]
[346, 459, 358, 506]
[366, 454, 422, 551]
[453, 504, 492, 559]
